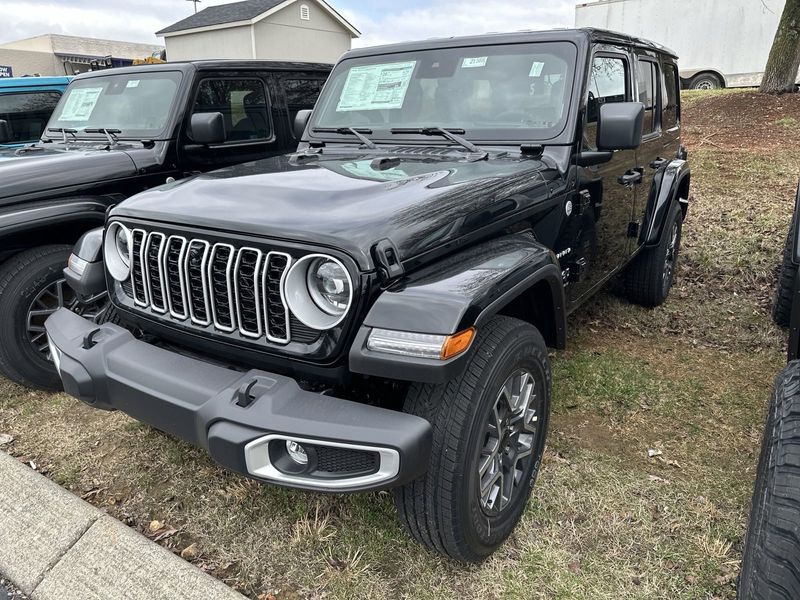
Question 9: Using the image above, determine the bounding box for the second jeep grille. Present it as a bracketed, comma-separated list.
[126, 228, 292, 345]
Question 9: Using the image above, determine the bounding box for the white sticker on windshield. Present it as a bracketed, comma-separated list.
[462, 57, 488, 69]
[529, 62, 545, 77]
[337, 61, 416, 112]
[126, 80, 140, 88]
[58, 87, 103, 122]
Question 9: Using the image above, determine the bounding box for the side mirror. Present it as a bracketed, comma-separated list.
[597, 102, 644, 151]
[294, 109, 313, 140]
[0, 120, 12, 144]
[190, 112, 226, 145]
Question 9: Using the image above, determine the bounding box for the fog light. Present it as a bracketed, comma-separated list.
[286, 440, 309, 465]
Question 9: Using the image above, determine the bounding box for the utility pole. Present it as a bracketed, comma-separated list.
[187, 0, 202, 14]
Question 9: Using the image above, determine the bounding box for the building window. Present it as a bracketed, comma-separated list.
[300, 4, 310, 20]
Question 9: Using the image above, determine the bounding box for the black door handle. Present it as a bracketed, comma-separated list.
[650, 157, 668, 169]
[618, 168, 643, 186]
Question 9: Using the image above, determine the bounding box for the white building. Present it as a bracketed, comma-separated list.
[157, 0, 360, 64]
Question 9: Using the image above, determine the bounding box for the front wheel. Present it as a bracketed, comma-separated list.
[393, 316, 551, 562]
[0, 245, 109, 390]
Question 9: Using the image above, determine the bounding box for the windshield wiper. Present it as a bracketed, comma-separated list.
[312, 127, 377, 149]
[47, 128, 77, 143]
[85, 128, 121, 146]
[390, 127, 486, 157]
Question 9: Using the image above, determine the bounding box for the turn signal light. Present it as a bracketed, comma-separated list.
[441, 328, 475, 360]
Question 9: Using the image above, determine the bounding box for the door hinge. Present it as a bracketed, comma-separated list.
[372, 238, 405, 283]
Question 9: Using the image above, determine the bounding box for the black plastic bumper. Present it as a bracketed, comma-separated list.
[44, 308, 432, 492]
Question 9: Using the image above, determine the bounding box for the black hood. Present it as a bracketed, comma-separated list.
[112, 151, 558, 269]
[0, 144, 138, 204]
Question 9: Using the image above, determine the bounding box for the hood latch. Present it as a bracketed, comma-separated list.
[372, 238, 404, 283]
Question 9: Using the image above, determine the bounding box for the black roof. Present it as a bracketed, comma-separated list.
[157, 0, 285, 35]
[71, 59, 332, 81]
[343, 28, 678, 60]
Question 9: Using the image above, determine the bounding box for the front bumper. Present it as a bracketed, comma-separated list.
[45, 308, 432, 492]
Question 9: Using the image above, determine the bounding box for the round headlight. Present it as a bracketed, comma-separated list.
[284, 254, 353, 330]
[104, 222, 132, 282]
[307, 258, 351, 316]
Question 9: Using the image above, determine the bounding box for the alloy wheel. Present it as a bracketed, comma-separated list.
[478, 369, 541, 516]
[663, 220, 679, 291]
[26, 278, 108, 361]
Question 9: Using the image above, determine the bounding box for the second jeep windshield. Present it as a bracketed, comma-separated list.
[47, 71, 183, 139]
[311, 41, 577, 142]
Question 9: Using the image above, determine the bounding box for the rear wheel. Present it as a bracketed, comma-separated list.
[739, 362, 800, 599]
[0, 246, 109, 390]
[624, 201, 683, 307]
[393, 316, 550, 562]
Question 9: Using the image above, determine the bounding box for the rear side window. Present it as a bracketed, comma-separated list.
[637, 60, 660, 135]
[585, 55, 628, 149]
[192, 79, 272, 143]
[283, 78, 326, 136]
[662, 63, 680, 130]
[0, 91, 62, 143]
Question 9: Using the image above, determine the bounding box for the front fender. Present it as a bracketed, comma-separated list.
[349, 233, 566, 383]
[0, 196, 111, 239]
[643, 160, 690, 247]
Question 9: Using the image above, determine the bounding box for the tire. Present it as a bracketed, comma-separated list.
[393, 316, 551, 562]
[0, 245, 108, 390]
[690, 72, 724, 90]
[773, 230, 796, 328]
[739, 362, 800, 600]
[624, 201, 683, 307]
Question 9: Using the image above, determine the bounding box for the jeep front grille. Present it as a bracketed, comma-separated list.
[127, 229, 293, 345]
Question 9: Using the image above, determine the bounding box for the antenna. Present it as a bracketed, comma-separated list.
[187, 0, 202, 13]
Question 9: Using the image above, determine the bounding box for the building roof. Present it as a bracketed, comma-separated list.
[156, 0, 359, 37]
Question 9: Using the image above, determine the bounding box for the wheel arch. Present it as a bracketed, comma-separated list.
[0, 198, 110, 265]
[682, 69, 727, 89]
[642, 159, 691, 247]
[349, 233, 566, 384]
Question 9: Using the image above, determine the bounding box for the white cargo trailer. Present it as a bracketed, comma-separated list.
[575, 0, 795, 89]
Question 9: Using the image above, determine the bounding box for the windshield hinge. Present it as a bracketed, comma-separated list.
[520, 144, 544, 158]
[372, 238, 404, 283]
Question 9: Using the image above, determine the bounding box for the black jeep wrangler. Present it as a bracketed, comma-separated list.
[45, 29, 690, 561]
[0, 60, 331, 390]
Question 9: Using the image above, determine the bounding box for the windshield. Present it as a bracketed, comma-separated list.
[310, 41, 577, 143]
[46, 71, 183, 139]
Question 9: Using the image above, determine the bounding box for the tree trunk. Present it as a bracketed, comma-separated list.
[760, 0, 800, 94]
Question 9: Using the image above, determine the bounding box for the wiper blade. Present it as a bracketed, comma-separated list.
[390, 127, 484, 155]
[312, 127, 377, 149]
[85, 128, 121, 146]
[47, 128, 77, 143]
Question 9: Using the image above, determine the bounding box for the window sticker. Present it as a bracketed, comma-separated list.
[126, 80, 140, 88]
[337, 61, 416, 112]
[462, 57, 488, 69]
[58, 87, 103, 122]
[529, 62, 545, 77]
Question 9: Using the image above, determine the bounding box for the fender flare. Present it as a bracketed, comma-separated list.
[0, 197, 111, 241]
[349, 233, 566, 384]
[643, 159, 690, 247]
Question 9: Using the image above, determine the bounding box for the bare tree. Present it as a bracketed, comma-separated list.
[760, 0, 800, 93]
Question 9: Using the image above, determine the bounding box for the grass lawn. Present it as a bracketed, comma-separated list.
[1, 89, 798, 599]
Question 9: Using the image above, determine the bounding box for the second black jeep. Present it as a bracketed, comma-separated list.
[47, 29, 690, 561]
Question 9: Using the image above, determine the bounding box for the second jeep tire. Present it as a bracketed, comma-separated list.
[772, 230, 795, 328]
[393, 316, 551, 562]
[0, 245, 108, 390]
[739, 362, 800, 600]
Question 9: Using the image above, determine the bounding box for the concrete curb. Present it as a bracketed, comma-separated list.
[0, 451, 245, 600]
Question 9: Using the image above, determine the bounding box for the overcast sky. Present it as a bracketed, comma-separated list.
[0, 0, 578, 48]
